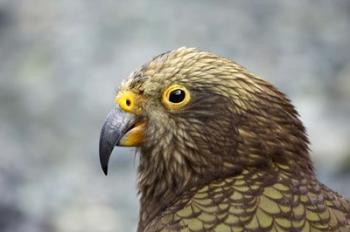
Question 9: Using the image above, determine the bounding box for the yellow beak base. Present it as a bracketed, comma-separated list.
[119, 122, 145, 147]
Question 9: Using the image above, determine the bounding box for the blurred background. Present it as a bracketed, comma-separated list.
[0, 0, 350, 231]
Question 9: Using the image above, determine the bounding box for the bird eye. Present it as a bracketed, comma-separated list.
[169, 89, 185, 103]
[162, 84, 191, 110]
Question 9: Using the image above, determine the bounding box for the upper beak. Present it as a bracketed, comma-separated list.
[99, 107, 144, 175]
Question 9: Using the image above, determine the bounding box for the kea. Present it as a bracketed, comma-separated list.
[99, 47, 350, 232]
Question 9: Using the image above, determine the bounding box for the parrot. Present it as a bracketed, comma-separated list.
[99, 47, 350, 231]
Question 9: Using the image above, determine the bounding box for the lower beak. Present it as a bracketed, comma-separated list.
[99, 107, 145, 175]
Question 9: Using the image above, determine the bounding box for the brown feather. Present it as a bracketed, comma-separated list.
[116, 47, 350, 231]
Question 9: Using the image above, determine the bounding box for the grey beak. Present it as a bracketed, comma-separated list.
[99, 107, 135, 175]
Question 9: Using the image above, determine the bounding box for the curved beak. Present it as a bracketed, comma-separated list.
[99, 107, 144, 175]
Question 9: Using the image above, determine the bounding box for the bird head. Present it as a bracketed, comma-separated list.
[99, 47, 311, 199]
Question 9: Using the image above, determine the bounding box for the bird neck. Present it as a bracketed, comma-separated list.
[137, 155, 315, 231]
[136, 145, 242, 230]
[136, 114, 314, 229]
[137, 163, 241, 231]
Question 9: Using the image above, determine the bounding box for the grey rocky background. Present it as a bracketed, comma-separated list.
[0, 0, 349, 231]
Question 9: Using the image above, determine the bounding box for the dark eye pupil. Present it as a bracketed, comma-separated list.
[169, 89, 185, 103]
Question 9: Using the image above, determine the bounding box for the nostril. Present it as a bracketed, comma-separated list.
[126, 99, 131, 106]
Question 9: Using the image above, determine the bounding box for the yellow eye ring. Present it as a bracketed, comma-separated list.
[161, 84, 191, 110]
